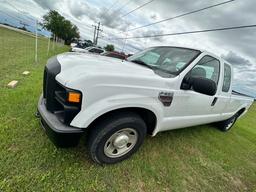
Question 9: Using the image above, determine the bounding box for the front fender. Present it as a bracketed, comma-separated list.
[70, 94, 164, 133]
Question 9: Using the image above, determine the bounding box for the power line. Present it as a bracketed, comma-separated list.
[113, 0, 132, 14]
[120, 0, 155, 18]
[108, 0, 234, 48]
[5, 1, 37, 21]
[127, 0, 235, 32]
[105, 0, 119, 14]
[110, 24, 256, 40]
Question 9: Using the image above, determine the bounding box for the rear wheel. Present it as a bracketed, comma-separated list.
[217, 113, 238, 132]
[87, 112, 146, 164]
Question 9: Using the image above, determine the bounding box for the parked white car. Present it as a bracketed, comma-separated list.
[38, 46, 254, 164]
[70, 43, 77, 48]
[71, 46, 105, 54]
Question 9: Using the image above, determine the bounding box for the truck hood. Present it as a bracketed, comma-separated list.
[56, 52, 158, 85]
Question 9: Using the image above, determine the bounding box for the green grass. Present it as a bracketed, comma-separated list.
[0, 26, 256, 192]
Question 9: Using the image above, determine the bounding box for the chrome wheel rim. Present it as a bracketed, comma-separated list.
[104, 128, 138, 158]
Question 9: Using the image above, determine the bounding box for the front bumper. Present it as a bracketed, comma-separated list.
[37, 94, 84, 147]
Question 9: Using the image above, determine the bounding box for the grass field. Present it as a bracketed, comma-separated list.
[0, 26, 256, 192]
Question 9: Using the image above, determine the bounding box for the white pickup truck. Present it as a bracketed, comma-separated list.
[37, 46, 254, 164]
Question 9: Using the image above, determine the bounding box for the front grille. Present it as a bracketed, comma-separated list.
[43, 57, 81, 125]
[54, 83, 82, 124]
[43, 56, 61, 111]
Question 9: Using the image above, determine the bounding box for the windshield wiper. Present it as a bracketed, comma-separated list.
[130, 59, 154, 70]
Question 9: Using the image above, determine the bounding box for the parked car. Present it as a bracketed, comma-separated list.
[76, 41, 93, 49]
[70, 42, 77, 48]
[69, 41, 93, 51]
[102, 51, 127, 60]
[37, 46, 254, 164]
[71, 46, 105, 54]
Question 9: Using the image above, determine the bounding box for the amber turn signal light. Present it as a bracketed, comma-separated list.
[68, 92, 81, 103]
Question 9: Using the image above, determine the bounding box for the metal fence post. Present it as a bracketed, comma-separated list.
[35, 19, 38, 64]
[47, 36, 50, 56]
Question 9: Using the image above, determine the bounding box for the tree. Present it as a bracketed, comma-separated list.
[104, 44, 115, 52]
[42, 10, 80, 45]
[62, 20, 80, 45]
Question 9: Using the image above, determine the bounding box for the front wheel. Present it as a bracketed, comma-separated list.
[87, 112, 147, 164]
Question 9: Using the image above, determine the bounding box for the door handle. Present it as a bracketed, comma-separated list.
[211, 97, 218, 106]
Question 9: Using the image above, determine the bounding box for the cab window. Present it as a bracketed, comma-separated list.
[222, 63, 231, 92]
[190, 55, 220, 84]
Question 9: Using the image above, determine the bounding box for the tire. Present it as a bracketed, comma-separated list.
[87, 112, 147, 164]
[217, 113, 238, 132]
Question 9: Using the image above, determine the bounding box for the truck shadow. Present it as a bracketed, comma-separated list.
[43, 124, 218, 166]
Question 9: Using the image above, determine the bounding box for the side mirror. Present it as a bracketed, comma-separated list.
[181, 77, 217, 96]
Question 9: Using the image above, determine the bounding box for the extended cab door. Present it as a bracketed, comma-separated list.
[161, 53, 222, 131]
[216, 63, 233, 116]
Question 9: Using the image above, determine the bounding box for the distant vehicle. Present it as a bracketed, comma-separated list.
[71, 46, 105, 54]
[102, 51, 127, 60]
[71, 40, 93, 49]
[38, 46, 254, 164]
[70, 43, 77, 48]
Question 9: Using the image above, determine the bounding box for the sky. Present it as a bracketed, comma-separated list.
[0, 0, 255, 97]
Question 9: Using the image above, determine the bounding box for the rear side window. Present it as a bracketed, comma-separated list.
[222, 64, 231, 92]
[89, 48, 96, 53]
[89, 48, 103, 53]
[190, 55, 220, 84]
[95, 49, 104, 54]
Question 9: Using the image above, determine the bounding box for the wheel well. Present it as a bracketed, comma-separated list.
[237, 108, 246, 117]
[88, 108, 157, 135]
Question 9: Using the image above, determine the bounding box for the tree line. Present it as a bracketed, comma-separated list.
[41, 10, 115, 51]
[42, 10, 80, 45]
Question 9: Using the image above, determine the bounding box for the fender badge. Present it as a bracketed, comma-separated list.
[158, 92, 173, 107]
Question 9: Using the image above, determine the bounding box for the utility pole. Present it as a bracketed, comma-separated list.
[92, 22, 103, 46]
[92, 25, 97, 44]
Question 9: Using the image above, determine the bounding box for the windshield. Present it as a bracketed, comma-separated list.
[127, 47, 200, 75]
